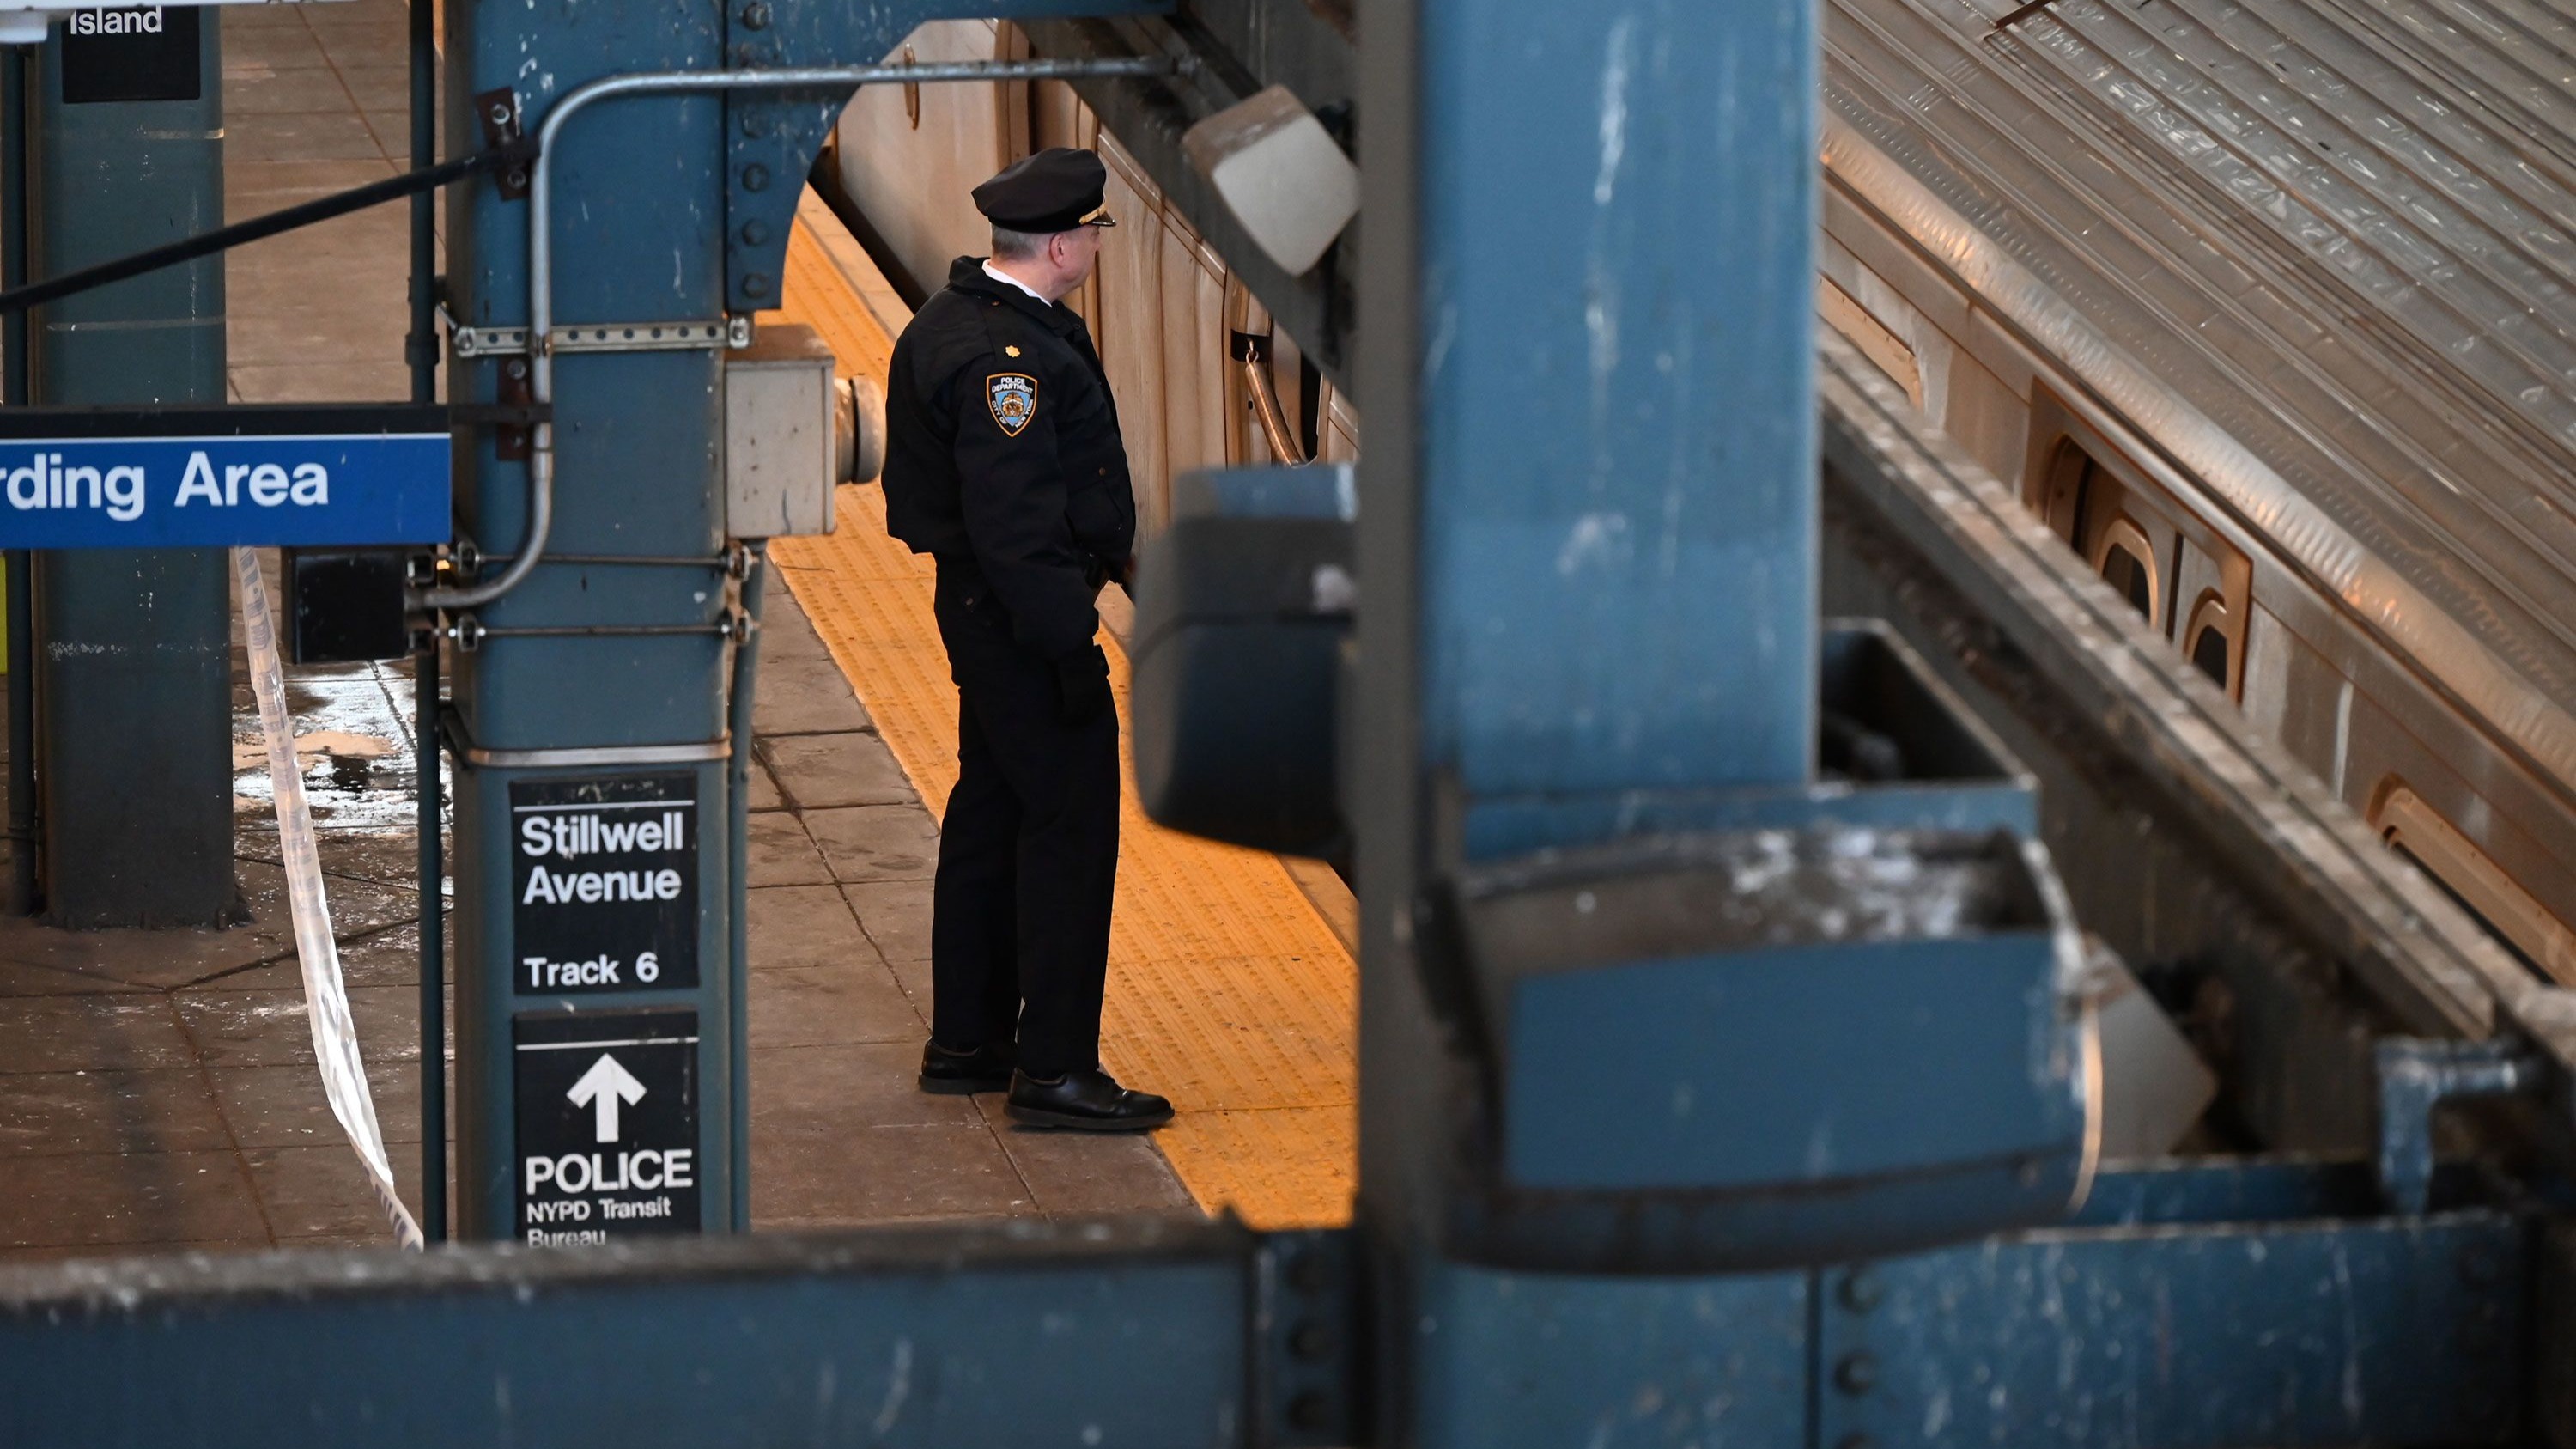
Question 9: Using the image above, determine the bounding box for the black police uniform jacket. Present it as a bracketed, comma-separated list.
[883, 258, 1136, 663]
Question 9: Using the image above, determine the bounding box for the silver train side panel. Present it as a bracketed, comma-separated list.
[1816, 332, 2565, 1148]
[1821, 0, 2576, 925]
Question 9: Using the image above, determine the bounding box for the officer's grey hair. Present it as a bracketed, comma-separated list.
[990, 225, 1055, 261]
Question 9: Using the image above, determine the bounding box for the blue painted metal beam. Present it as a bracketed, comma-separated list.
[0, 1219, 1297, 1449]
[1354, 0, 1831, 1249]
[0, 1166, 2529, 1447]
[1411, 1260, 1811, 1446]
[1817, 1211, 2530, 1447]
[1412, 0, 1818, 798]
[1352, 0, 2087, 1291]
[445, 0, 744, 1241]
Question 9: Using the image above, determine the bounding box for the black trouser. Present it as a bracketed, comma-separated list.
[927, 561, 1120, 1078]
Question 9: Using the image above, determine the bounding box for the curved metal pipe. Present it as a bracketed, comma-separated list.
[1242, 354, 1307, 465]
[422, 55, 1173, 612]
[421, 423, 556, 611]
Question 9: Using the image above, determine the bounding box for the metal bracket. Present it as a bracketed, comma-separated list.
[440, 705, 731, 770]
[553, 316, 750, 354]
[473, 88, 530, 200]
[448, 322, 531, 359]
[2377, 1036, 2544, 1215]
[492, 356, 534, 461]
[1254, 1230, 1362, 1446]
[447, 401, 552, 428]
[449, 316, 747, 359]
[445, 612, 749, 652]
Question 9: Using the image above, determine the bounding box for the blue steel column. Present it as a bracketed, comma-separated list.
[1353, 0, 1818, 1438]
[437, 0, 1164, 1244]
[27, 15, 234, 928]
[1355, 0, 1819, 1202]
[1407, 2, 1816, 801]
[442, 0, 738, 1239]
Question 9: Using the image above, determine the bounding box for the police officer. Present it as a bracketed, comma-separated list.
[881, 148, 1171, 1131]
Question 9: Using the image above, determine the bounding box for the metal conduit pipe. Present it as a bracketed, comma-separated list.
[725, 543, 768, 1229]
[473, 553, 741, 569]
[421, 56, 1176, 613]
[415, 635, 446, 1242]
[419, 446, 551, 611]
[455, 621, 745, 640]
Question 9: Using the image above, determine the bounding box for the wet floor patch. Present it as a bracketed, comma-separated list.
[231, 660, 430, 834]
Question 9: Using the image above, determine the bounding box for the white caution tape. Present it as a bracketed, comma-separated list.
[234, 547, 425, 1251]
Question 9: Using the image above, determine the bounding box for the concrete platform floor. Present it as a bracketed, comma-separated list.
[0, 0, 1190, 1260]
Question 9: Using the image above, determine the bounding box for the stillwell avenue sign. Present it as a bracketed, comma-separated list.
[0, 405, 449, 549]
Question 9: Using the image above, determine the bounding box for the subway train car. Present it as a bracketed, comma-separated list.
[820, 18, 1354, 545]
[1817, 0, 2576, 978]
[828, 1, 2574, 978]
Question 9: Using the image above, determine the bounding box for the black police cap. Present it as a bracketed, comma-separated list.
[972, 148, 1115, 234]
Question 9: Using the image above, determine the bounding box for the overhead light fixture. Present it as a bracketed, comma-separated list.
[1183, 85, 1359, 277]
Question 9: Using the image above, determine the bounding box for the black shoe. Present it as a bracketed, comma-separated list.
[1005, 1068, 1175, 1131]
[918, 1039, 1015, 1094]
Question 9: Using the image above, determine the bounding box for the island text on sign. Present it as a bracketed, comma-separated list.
[62, 6, 200, 105]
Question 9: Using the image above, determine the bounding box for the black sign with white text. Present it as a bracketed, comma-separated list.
[513, 1009, 700, 1244]
[510, 774, 697, 995]
[61, 7, 201, 105]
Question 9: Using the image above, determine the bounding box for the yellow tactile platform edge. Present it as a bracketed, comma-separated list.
[769, 209, 1357, 1229]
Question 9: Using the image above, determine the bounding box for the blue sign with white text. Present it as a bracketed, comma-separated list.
[0, 405, 450, 549]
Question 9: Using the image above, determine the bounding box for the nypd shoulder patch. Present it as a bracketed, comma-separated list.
[987, 373, 1038, 437]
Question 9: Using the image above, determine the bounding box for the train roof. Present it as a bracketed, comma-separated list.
[1825, 0, 2576, 793]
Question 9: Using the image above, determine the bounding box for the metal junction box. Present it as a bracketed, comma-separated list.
[282, 547, 412, 664]
[724, 322, 836, 539]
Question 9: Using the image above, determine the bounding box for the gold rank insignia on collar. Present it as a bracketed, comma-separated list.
[1005, 345, 1021, 357]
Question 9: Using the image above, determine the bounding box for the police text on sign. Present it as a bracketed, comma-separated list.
[513, 1012, 701, 1243]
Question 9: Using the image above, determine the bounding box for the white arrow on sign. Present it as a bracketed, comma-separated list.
[567, 1053, 647, 1143]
